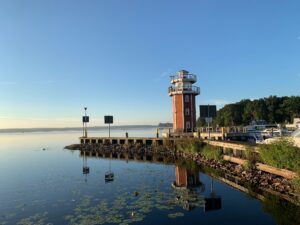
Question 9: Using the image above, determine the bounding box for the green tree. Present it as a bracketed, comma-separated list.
[197, 95, 300, 127]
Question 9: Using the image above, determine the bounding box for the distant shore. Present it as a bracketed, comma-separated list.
[0, 125, 160, 133]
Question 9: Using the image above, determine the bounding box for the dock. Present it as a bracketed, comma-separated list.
[79, 130, 225, 146]
[80, 136, 176, 146]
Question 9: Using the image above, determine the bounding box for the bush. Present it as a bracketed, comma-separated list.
[201, 145, 223, 161]
[244, 147, 259, 170]
[259, 138, 300, 173]
[175, 139, 203, 154]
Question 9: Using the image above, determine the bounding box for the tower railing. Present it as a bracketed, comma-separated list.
[170, 74, 197, 83]
[168, 86, 200, 95]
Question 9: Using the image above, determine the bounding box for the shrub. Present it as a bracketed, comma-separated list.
[201, 145, 223, 161]
[244, 147, 259, 170]
[175, 139, 203, 154]
[259, 138, 300, 173]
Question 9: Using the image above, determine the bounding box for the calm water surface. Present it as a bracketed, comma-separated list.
[0, 129, 299, 225]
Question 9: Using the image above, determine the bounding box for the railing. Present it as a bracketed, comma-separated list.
[198, 127, 246, 133]
[168, 86, 200, 95]
[170, 74, 197, 83]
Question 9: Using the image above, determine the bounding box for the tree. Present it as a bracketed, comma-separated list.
[197, 96, 300, 127]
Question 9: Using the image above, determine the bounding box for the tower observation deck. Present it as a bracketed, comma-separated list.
[169, 70, 200, 133]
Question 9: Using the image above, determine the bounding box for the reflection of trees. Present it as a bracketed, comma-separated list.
[262, 194, 300, 225]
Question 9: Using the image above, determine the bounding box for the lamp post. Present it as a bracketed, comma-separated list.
[82, 107, 89, 138]
[84, 107, 87, 138]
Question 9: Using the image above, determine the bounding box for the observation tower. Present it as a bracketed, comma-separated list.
[168, 70, 200, 133]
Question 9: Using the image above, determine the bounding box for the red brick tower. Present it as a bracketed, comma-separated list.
[168, 70, 200, 133]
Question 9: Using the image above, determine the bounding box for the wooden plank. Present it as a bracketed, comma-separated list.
[256, 163, 298, 180]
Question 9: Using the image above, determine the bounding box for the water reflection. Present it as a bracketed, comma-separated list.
[105, 158, 114, 183]
[2, 132, 299, 225]
[82, 151, 90, 183]
[172, 165, 206, 211]
[204, 179, 222, 212]
[78, 150, 300, 225]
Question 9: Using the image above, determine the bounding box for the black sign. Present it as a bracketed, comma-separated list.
[104, 115, 113, 124]
[82, 116, 89, 123]
[200, 105, 217, 118]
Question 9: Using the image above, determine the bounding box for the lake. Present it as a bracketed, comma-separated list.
[0, 128, 299, 225]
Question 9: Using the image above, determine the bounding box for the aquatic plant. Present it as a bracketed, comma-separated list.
[168, 212, 184, 219]
[16, 212, 50, 225]
[64, 178, 205, 225]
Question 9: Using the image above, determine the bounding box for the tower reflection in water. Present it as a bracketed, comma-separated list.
[173, 164, 222, 212]
[172, 165, 205, 211]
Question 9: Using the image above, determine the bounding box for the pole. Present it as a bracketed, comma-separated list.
[109, 123, 111, 138]
[84, 107, 87, 138]
[82, 121, 84, 137]
[208, 120, 210, 140]
[208, 105, 210, 140]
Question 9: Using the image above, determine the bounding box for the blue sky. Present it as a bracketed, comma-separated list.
[0, 0, 299, 128]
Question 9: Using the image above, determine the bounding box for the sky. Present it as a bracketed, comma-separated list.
[0, 0, 299, 128]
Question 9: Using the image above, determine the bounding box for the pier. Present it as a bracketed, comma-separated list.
[79, 136, 176, 146]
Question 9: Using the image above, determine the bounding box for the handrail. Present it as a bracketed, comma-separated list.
[168, 86, 200, 94]
[170, 74, 197, 82]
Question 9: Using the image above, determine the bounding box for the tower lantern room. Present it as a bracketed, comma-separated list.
[168, 70, 200, 133]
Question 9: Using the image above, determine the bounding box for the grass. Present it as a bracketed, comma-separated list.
[259, 138, 300, 195]
[259, 138, 300, 173]
[175, 139, 203, 154]
[201, 145, 223, 161]
[244, 147, 259, 170]
[175, 138, 224, 161]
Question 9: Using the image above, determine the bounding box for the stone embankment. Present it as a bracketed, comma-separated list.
[180, 152, 296, 199]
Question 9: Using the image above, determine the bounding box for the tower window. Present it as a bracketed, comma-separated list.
[185, 108, 190, 116]
[185, 95, 189, 102]
[186, 121, 191, 129]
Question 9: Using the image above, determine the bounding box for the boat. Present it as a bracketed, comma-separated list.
[227, 120, 282, 144]
[244, 120, 282, 137]
[263, 128, 300, 147]
[244, 120, 286, 142]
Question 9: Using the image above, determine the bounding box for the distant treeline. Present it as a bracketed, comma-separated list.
[197, 96, 300, 127]
[0, 125, 156, 133]
[158, 122, 173, 127]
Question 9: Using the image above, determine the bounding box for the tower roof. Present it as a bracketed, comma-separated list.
[178, 70, 189, 75]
